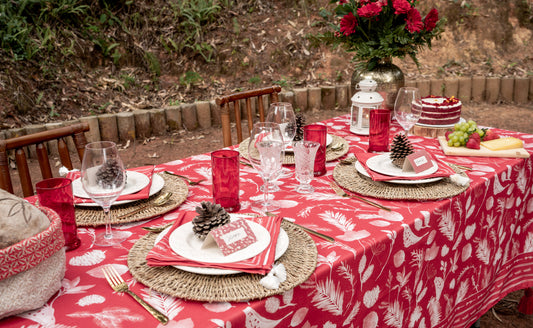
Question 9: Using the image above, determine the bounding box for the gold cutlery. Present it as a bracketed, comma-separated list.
[265, 212, 335, 243]
[240, 160, 253, 168]
[163, 171, 205, 185]
[116, 192, 172, 220]
[445, 162, 473, 171]
[142, 222, 173, 233]
[329, 180, 391, 211]
[328, 142, 344, 151]
[102, 265, 169, 325]
[339, 156, 356, 165]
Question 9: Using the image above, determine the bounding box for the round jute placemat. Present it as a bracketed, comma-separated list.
[239, 135, 349, 165]
[333, 162, 469, 201]
[127, 220, 318, 302]
[75, 174, 188, 227]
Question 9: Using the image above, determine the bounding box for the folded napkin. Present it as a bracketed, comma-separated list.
[355, 152, 456, 181]
[67, 165, 155, 204]
[146, 213, 283, 275]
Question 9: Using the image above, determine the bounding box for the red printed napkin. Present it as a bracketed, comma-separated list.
[67, 165, 155, 204]
[355, 152, 456, 181]
[146, 213, 283, 275]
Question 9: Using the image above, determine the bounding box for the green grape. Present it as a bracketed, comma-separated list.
[448, 140, 454, 147]
[454, 123, 461, 131]
[454, 142, 460, 147]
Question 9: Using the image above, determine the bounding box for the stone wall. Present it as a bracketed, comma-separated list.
[1, 76, 531, 152]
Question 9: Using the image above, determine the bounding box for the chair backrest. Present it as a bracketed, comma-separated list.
[0, 122, 90, 197]
[216, 85, 282, 147]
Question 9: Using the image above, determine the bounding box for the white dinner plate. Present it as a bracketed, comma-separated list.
[169, 220, 271, 264]
[285, 134, 333, 152]
[72, 170, 150, 199]
[365, 153, 438, 178]
[155, 215, 289, 275]
[75, 173, 165, 207]
[354, 161, 443, 185]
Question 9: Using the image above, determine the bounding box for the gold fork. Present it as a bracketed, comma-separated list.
[163, 171, 205, 185]
[329, 180, 391, 212]
[102, 265, 169, 325]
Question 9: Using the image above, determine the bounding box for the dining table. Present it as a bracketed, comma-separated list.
[2, 113, 533, 328]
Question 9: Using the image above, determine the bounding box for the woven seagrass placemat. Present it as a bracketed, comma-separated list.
[333, 162, 469, 201]
[239, 135, 349, 165]
[75, 174, 188, 227]
[127, 220, 318, 302]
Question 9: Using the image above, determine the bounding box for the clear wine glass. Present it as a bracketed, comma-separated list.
[81, 141, 129, 246]
[247, 122, 284, 213]
[394, 87, 422, 136]
[266, 102, 296, 180]
[293, 140, 320, 193]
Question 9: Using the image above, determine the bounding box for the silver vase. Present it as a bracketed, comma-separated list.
[350, 58, 405, 110]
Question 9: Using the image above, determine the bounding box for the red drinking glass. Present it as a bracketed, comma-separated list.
[211, 150, 240, 212]
[36, 177, 81, 251]
[304, 124, 327, 176]
[368, 109, 391, 152]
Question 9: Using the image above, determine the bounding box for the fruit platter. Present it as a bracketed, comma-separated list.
[438, 120, 530, 158]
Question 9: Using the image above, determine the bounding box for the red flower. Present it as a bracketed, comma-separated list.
[424, 8, 439, 32]
[340, 12, 358, 36]
[392, 0, 411, 15]
[405, 8, 423, 33]
[357, 2, 383, 18]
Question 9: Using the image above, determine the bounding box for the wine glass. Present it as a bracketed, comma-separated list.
[81, 141, 129, 246]
[293, 140, 320, 193]
[266, 102, 296, 179]
[394, 87, 422, 136]
[247, 122, 284, 213]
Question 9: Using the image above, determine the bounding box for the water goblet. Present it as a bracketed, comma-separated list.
[247, 122, 284, 213]
[266, 102, 296, 179]
[394, 87, 422, 137]
[81, 141, 129, 246]
[293, 140, 320, 193]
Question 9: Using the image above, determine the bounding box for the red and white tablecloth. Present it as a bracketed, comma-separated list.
[2, 114, 533, 328]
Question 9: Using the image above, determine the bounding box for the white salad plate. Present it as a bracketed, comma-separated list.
[365, 153, 438, 178]
[75, 173, 164, 207]
[354, 161, 443, 185]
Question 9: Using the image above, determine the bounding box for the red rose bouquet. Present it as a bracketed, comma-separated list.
[321, 0, 445, 69]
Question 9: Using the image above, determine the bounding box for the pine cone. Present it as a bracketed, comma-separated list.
[292, 113, 306, 141]
[96, 159, 125, 188]
[192, 201, 231, 239]
[390, 134, 414, 168]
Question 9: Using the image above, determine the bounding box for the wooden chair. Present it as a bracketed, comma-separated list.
[216, 85, 282, 147]
[0, 122, 90, 197]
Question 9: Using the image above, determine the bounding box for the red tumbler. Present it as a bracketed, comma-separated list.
[211, 150, 241, 212]
[36, 177, 81, 251]
[368, 109, 391, 152]
[304, 124, 327, 176]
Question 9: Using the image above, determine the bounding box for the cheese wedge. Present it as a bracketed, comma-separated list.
[481, 137, 523, 151]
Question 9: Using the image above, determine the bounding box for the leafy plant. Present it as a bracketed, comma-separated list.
[180, 71, 203, 87]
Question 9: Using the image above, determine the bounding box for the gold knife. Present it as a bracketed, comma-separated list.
[265, 212, 335, 243]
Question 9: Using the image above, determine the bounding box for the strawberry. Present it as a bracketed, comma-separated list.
[469, 132, 481, 142]
[445, 130, 453, 140]
[466, 137, 480, 149]
[483, 129, 500, 141]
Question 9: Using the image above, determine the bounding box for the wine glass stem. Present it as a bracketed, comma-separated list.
[103, 206, 113, 239]
[263, 179, 270, 207]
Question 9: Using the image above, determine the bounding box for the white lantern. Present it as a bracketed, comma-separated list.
[350, 79, 384, 135]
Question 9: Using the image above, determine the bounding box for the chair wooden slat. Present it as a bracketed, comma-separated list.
[216, 85, 282, 147]
[0, 122, 90, 197]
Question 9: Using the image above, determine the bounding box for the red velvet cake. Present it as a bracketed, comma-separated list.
[416, 96, 462, 126]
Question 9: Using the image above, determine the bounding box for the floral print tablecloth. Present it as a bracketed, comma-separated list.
[2, 114, 533, 328]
